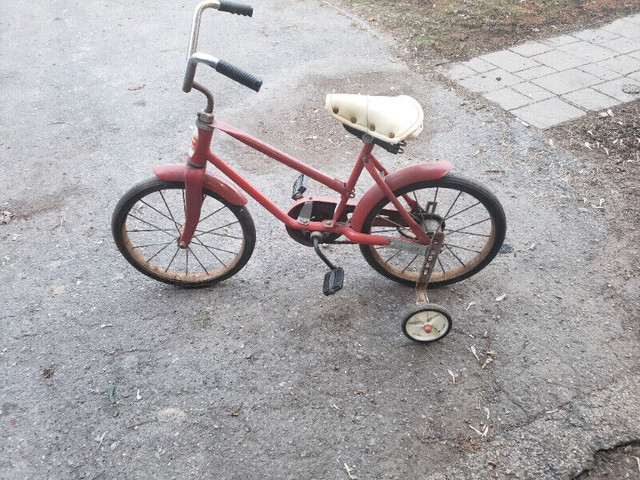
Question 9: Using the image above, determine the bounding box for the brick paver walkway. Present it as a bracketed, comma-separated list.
[443, 13, 640, 128]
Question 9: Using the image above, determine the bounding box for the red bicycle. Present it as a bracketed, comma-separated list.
[112, 0, 506, 343]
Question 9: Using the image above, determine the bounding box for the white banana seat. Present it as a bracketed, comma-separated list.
[326, 94, 424, 145]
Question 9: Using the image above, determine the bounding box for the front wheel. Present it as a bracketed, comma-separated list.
[359, 173, 506, 286]
[112, 177, 256, 287]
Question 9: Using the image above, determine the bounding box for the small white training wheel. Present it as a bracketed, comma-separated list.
[402, 304, 452, 343]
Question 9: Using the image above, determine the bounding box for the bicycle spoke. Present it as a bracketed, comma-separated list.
[192, 236, 228, 267]
[165, 247, 180, 271]
[198, 220, 240, 235]
[127, 228, 175, 233]
[133, 240, 175, 249]
[444, 244, 466, 267]
[146, 240, 174, 263]
[158, 190, 182, 235]
[401, 254, 420, 272]
[446, 230, 490, 238]
[443, 243, 482, 254]
[446, 201, 481, 221]
[127, 214, 175, 238]
[198, 205, 227, 224]
[384, 249, 402, 264]
[208, 231, 243, 240]
[187, 246, 209, 274]
[445, 217, 490, 235]
[139, 199, 175, 225]
[437, 256, 446, 273]
[185, 248, 189, 274]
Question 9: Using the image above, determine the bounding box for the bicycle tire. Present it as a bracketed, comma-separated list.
[112, 177, 255, 287]
[359, 173, 506, 286]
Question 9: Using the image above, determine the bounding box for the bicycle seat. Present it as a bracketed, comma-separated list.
[326, 94, 424, 145]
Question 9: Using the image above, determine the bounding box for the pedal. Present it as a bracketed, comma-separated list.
[311, 232, 345, 296]
[323, 267, 344, 296]
[292, 174, 309, 200]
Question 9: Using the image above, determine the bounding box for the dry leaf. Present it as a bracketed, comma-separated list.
[344, 463, 357, 479]
[470, 346, 480, 362]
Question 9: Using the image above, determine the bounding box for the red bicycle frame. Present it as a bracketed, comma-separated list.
[166, 120, 450, 248]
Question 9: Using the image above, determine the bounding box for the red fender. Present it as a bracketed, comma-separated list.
[350, 161, 452, 232]
[152, 164, 248, 206]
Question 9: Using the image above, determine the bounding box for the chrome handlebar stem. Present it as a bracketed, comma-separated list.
[183, 1, 221, 92]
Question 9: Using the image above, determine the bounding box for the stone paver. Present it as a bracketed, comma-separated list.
[599, 36, 640, 54]
[578, 63, 622, 81]
[447, 64, 476, 80]
[573, 28, 619, 43]
[603, 18, 640, 38]
[457, 69, 522, 93]
[558, 41, 618, 62]
[593, 77, 640, 102]
[515, 65, 557, 80]
[511, 98, 585, 129]
[532, 69, 602, 95]
[532, 50, 587, 70]
[462, 57, 495, 73]
[541, 34, 580, 47]
[479, 50, 540, 72]
[484, 88, 532, 110]
[512, 82, 555, 102]
[562, 88, 620, 111]
[596, 54, 640, 75]
[509, 41, 552, 58]
[442, 12, 640, 129]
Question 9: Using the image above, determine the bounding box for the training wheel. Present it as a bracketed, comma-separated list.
[401, 304, 452, 344]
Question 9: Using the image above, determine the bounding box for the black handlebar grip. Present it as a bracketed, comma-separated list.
[215, 60, 262, 92]
[218, 0, 253, 16]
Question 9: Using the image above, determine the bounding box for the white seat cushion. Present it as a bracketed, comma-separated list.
[326, 94, 424, 144]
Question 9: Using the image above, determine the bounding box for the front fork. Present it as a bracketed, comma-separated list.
[178, 112, 214, 247]
[178, 166, 205, 247]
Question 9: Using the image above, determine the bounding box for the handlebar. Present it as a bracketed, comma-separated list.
[183, 0, 262, 93]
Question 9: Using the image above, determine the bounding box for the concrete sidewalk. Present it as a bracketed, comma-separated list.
[444, 13, 640, 128]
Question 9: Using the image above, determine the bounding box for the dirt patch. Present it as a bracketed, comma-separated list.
[550, 99, 640, 235]
[552, 99, 640, 170]
[339, 0, 640, 62]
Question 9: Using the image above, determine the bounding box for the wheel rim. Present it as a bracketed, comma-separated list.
[405, 309, 450, 342]
[120, 186, 246, 283]
[367, 184, 497, 284]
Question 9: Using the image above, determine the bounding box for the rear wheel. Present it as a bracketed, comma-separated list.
[112, 178, 255, 287]
[359, 174, 506, 286]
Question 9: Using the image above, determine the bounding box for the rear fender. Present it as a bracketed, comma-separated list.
[351, 161, 451, 232]
[152, 164, 247, 206]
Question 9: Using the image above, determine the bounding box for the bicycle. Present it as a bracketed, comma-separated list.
[111, 0, 507, 344]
